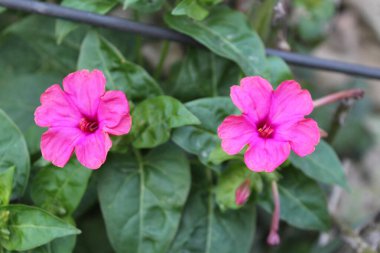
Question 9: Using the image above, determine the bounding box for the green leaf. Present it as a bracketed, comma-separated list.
[214, 161, 262, 211]
[172, 0, 209, 21]
[264, 56, 293, 86]
[0, 16, 83, 154]
[259, 168, 331, 231]
[0, 205, 80, 251]
[5, 16, 82, 73]
[167, 48, 240, 101]
[56, 0, 117, 43]
[0, 110, 30, 199]
[0, 167, 15, 206]
[120, 0, 165, 12]
[97, 144, 191, 253]
[0, 7, 5, 13]
[31, 159, 92, 217]
[289, 140, 347, 188]
[131, 96, 200, 148]
[168, 165, 256, 253]
[73, 209, 114, 253]
[172, 97, 238, 165]
[78, 31, 163, 101]
[165, 6, 266, 76]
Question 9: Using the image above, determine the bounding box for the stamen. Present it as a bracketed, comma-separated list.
[79, 118, 98, 133]
[258, 123, 274, 138]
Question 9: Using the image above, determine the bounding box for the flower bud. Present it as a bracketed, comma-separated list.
[235, 179, 251, 206]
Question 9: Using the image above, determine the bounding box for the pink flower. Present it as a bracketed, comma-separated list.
[34, 69, 132, 169]
[217, 76, 320, 172]
[235, 179, 251, 206]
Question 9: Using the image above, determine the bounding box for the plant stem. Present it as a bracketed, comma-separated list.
[267, 181, 280, 246]
[154, 40, 170, 79]
[313, 88, 364, 108]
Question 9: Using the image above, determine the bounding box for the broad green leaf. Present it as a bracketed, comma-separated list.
[56, 0, 117, 43]
[73, 209, 114, 253]
[0, 16, 83, 154]
[131, 96, 200, 148]
[0, 167, 15, 206]
[5, 16, 82, 72]
[78, 31, 163, 101]
[259, 168, 331, 231]
[97, 144, 191, 253]
[49, 235, 77, 253]
[208, 146, 235, 165]
[265, 56, 293, 86]
[0, 110, 30, 199]
[168, 165, 256, 253]
[165, 6, 266, 76]
[172, 0, 209, 21]
[0, 205, 80, 251]
[31, 159, 92, 217]
[0, 7, 5, 13]
[120, 0, 164, 12]
[214, 161, 262, 211]
[289, 140, 347, 188]
[22, 224, 77, 253]
[172, 97, 238, 165]
[167, 48, 240, 101]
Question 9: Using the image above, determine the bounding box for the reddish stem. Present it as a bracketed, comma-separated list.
[267, 181, 280, 246]
[313, 88, 364, 108]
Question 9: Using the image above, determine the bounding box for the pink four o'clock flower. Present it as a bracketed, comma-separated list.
[218, 76, 320, 172]
[34, 69, 132, 169]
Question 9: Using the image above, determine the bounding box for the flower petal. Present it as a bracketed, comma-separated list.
[63, 69, 106, 118]
[218, 115, 257, 155]
[269, 80, 313, 125]
[75, 131, 112, 169]
[41, 127, 83, 167]
[104, 114, 132, 136]
[98, 90, 130, 129]
[244, 139, 290, 172]
[34, 84, 82, 128]
[282, 119, 320, 157]
[230, 76, 273, 123]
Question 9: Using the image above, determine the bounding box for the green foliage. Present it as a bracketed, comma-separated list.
[0, 110, 30, 199]
[168, 165, 256, 253]
[97, 144, 191, 253]
[78, 31, 163, 101]
[259, 168, 331, 231]
[31, 159, 92, 217]
[172, 0, 209, 21]
[172, 97, 238, 166]
[0, 2, 355, 252]
[168, 48, 240, 100]
[290, 140, 347, 188]
[214, 161, 262, 211]
[120, 0, 165, 12]
[131, 96, 200, 148]
[0, 167, 15, 206]
[56, 0, 117, 43]
[0, 205, 80, 251]
[165, 7, 267, 76]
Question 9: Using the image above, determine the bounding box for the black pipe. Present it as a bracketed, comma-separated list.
[1, 0, 380, 80]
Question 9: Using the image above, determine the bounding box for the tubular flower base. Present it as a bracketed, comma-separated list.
[34, 69, 132, 169]
[217, 76, 320, 172]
